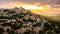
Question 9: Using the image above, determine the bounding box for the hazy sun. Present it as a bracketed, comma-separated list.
[21, 5, 44, 10]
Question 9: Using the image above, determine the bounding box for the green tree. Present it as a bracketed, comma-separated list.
[0, 27, 4, 34]
[7, 29, 18, 34]
[43, 23, 53, 31]
[2, 23, 11, 26]
[46, 30, 56, 34]
[11, 22, 22, 30]
[39, 30, 45, 34]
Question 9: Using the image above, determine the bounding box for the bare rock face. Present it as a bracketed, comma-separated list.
[0, 7, 60, 34]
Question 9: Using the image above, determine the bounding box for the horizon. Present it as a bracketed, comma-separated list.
[0, 0, 60, 16]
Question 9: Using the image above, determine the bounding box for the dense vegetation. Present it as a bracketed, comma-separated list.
[0, 7, 60, 34]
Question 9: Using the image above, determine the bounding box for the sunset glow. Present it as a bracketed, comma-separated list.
[22, 5, 44, 10]
[0, 0, 60, 16]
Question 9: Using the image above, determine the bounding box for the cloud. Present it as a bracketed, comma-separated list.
[14, 0, 60, 4]
[0, 0, 60, 9]
[0, 0, 60, 4]
[0, 0, 60, 16]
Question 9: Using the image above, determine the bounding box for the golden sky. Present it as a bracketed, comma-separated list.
[0, 0, 60, 16]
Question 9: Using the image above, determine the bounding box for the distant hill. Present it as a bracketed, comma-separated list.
[50, 16, 60, 22]
[43, 16, 60, 23]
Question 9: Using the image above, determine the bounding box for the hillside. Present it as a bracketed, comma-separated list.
[48, 16, 60, 22]
[0, 7, 60, 34]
